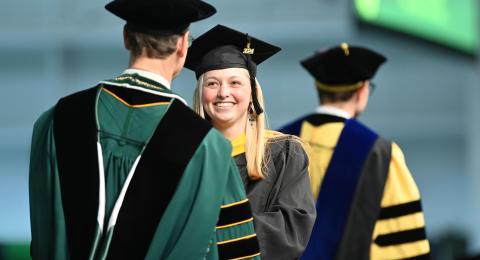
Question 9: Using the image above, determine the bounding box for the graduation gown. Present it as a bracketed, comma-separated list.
[230, 133, 316, 260]
[280, 113, 430, 260]
[29, 71, 261, 260]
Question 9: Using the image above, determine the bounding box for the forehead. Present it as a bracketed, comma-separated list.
[204, 68, 250, 79]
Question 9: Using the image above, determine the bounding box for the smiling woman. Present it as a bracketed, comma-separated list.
[185, 25, 317, 260]
[201, 68, 252, 139]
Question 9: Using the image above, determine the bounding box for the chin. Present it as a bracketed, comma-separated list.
[209, 114, 238, 126]
[211, 116, 233, 125]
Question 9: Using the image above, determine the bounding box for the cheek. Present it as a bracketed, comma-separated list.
[201, 88, 217, 105]
[232, 89, 251, 109]
[237, 88, 251, 103]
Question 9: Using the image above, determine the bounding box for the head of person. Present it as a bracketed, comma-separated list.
[184, 25, 281, 180]
[105, 0, 216, 77]
[301, 43, 386, 117]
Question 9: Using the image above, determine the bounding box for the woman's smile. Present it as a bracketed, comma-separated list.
[214, 101, 236, 108]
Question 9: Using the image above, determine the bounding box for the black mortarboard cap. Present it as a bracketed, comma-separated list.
[301, 43, 387, 86]
[105, 0, 216, 35]
[185, 24, 281, 115]
[184, 24, 281, 79]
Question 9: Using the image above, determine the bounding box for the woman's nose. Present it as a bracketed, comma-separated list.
[217, 84, 230, 98]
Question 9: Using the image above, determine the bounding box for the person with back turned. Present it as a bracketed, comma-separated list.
[280, 43, 430, 260]
[28, 0, 260, 259]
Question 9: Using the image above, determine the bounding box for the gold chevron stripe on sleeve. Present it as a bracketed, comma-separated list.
[216, 218, 254, 230]
[221, 198, 249, 209]
[371, 239, 430, 259]
[230, 252, 261, 260]
[375, 212, 426, 236]
[217, 234, 258, 245]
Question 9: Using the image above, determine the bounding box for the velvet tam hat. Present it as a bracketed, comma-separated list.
[105, 0, 216, 35]
[301, 43, 386, 91]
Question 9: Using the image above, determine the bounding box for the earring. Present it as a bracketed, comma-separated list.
[248, 105, 256, 125]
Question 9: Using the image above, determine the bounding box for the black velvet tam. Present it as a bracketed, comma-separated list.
[301, 43, 386, 85]
[105, 0, 216, 35]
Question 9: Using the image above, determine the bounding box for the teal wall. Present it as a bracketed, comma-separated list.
[0, 0, 478, 258]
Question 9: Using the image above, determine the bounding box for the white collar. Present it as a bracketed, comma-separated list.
[315, 105, 352, 119]
[123, 69, 171, 89]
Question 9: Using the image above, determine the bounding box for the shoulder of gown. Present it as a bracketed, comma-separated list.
[254, 134, 316, 259]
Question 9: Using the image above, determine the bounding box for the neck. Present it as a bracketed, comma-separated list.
[129, 56, 177, 86]
[322, 102, 356, 118]
[213, 119, 247, 141]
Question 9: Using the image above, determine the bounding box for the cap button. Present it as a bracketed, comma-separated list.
[340, 42, 349, 56]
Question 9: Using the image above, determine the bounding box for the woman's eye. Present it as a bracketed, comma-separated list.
[231, 81, 242, 86]
[206, 81, 218, 88]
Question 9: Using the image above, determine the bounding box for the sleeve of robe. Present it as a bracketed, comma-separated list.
[211, 160, 261, 260]
[29, 107, 69, 260]
[149, 129, 260, 260]
[254, 139, 316, 260]
[370, 143, 430, 259]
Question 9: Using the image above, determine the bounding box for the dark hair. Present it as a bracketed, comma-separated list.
[125, 27, 184, 59]
[317, 89, 357, 103]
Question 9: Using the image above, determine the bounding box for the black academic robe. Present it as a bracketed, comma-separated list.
[233, 137, 316, 260]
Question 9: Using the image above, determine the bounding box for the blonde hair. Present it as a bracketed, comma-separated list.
[245, 80, 267, 180]
[194, 74, 278, 180]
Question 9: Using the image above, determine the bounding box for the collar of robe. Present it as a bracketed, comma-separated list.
[231, 134, 247, 157]
[99, 72, 188, 105]
[230, 130, 281, 157]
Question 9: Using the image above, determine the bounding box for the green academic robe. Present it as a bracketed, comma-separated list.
[29, 72, 261, 260]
